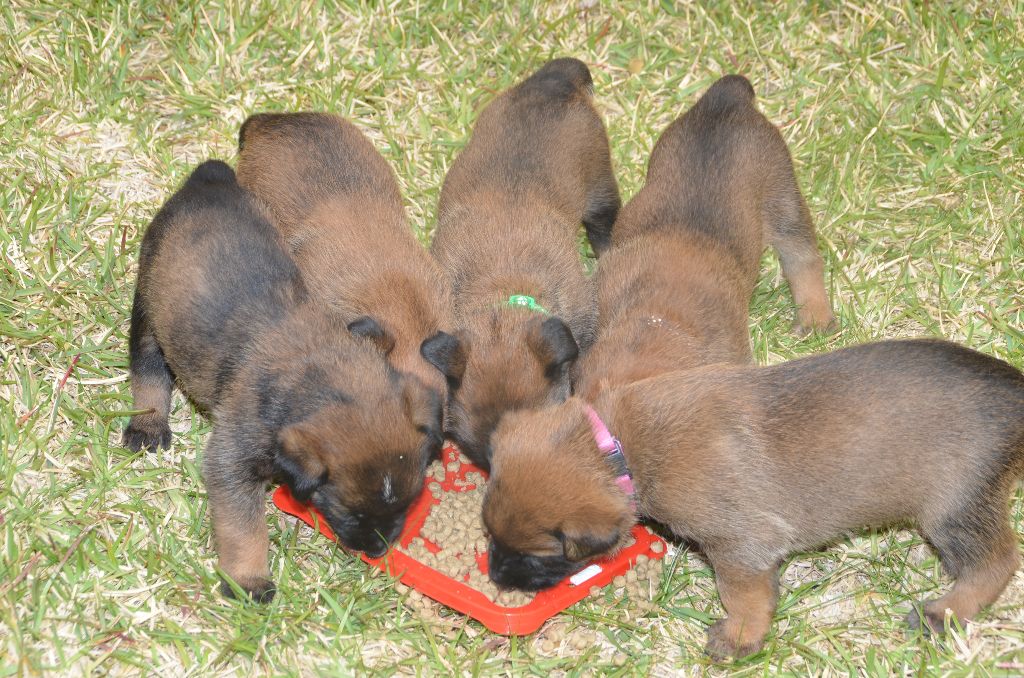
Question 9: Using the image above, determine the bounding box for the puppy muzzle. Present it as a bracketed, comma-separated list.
[487, 539, 577, 591]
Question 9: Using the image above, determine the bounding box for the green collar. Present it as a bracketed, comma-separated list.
[504, 294, 550, 315]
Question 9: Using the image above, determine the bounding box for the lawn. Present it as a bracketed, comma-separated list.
[2, 0, 1023, 674]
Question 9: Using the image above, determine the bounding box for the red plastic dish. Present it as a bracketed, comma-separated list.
[272, 445, 666, 635]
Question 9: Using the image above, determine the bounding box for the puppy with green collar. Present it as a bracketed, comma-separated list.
[427, 58, 621, 470]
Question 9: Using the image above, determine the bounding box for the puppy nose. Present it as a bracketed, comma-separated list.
[487, 543, 504, 571]
[387, 517, 406, 541]
[364, 542, 388, 558]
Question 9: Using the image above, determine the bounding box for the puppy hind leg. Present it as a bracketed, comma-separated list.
[705, 557, 780, 660]
[123, 290, 174, 451]
[911, 503, 1021, 634]
[204, 434, 274, 602]
[582, 173, 620, 256]
[765, 195, 836, 336]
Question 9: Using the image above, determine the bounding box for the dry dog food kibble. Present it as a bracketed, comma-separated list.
[400, 454, 535, 607]
[398, 450, 665, 613]
[620, 553, 664, 610]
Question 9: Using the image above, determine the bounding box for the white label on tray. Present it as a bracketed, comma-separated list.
[569, 564, 603, 586]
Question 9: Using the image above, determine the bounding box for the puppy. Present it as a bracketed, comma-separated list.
[427, 57, 621, 469]
[236, 112, 454, 414]
[577, 75, 834, 400]
[484, 339, 1024, 657]
[123, 161, 442, 601]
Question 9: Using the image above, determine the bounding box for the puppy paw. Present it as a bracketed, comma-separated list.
[792, 311, 838, 337]
[905, 604, 950, 636]
[220, 576, 276, 604]
[705, 619, 764, 660]
[122, 417, 172, 451]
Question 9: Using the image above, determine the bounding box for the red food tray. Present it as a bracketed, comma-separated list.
[272, 445, 666, 635]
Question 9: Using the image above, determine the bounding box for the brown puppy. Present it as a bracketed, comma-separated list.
[484, 339, 1024, 657]
[578, 75, 833, 400]
[428, 57, 621, 469]
[236, 112, 454, 411]
[123, 161, 442, 601]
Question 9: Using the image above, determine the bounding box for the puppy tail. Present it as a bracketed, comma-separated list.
[527, 57, 595, 99]
[702, 74, 756, 109]
[189, 159, 236, 185]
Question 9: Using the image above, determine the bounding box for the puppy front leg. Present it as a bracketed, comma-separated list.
[203, 434, 274, 602]
[705, 557, 780, 660]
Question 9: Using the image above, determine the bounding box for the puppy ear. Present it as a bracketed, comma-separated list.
[348, 316, 396, 355]
[275, 423, 328, 502]
[527, 317, 579, 381]
[559, 497, 632, 562]
[402, 377, 443, 446]
[420, 331, 466, 387]
[559, 526, 621, 562]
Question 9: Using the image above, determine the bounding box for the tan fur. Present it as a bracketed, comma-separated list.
[706, 562, 780, 659]
[430, 58, 620, 469]
[577, 75, 833, 401]
[236, 112, 452, 398]
[577, 233, 753, 401]
[485, 339, 1024, 656]
[124, 162, 441, 600]
[209, 486, 273, 599]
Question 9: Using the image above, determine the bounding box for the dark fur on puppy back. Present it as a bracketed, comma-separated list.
[577, 74, 835, 404]
[190, 158, 237, 183]
[237, 112, 290, 152]
[124, 159, 439, 600]
[523, 57, 595, 98]
[236, 110, 455, 414]
[431, 58, 619, 469]
[701, 74, 755, 108]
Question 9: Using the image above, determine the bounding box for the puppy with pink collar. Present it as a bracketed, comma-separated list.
[484, 340, 1024, 658]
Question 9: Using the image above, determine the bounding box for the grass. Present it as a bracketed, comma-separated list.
[2, 0, 1022, 674]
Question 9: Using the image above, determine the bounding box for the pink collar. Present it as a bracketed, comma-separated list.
[583, 405, 636, 512]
